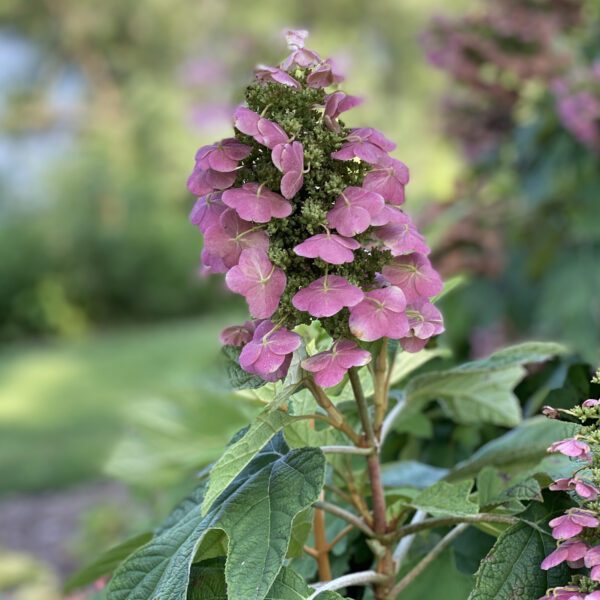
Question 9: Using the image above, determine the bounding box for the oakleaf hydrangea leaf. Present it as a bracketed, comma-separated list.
[411, 480, 479, 518]
[107, 435, 324, 600]
[201, 409, 296, 514]
[468, 503, 570, 600]
[187, 559, 348, 599]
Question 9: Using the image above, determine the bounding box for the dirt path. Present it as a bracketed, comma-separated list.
[0, 481, 131, 579]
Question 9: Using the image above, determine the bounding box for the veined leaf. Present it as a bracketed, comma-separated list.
[449, 417, 578, 481]
[187, 559, 347, 599]
[64, 532, 153, 593]
[405, 365, 524, 427]
[468, 502, 570, 599]
[107, 435, 325, 600]
[222, 345, 265, 390]
[411, 480, 479, 518]
[402, 342, 568, 428]
[201, 409, 296, 513]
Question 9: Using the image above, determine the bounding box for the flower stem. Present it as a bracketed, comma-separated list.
[389, 513, 518, 542]
[306, 571, 389, 600]
[313, 500, 374, 537]
[349, 367, 376, 446]
[373, 339, 389, 436]
[306, 378, 363, 445]
[313, 493, 333, 581]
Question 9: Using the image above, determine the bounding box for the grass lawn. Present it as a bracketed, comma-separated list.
[0, 314, 250, 494]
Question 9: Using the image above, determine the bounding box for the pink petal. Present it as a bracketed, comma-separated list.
[292, 275, 364, 317]
[222, 183, 292, 223]
[382, 253, 443, 303]
[293, 233, 360, 265]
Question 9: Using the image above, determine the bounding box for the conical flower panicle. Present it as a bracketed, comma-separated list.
[187, 29, 444, 384]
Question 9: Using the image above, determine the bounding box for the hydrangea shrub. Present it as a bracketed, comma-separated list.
[70, 28, 598, 600]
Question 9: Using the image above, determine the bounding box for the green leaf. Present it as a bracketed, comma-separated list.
[107, 435, 325, 600]
[411, 480, 479, 518]
[405, 365, 524, 427]
[187, 560, 347, 599]
[222, 345, 265, 390]
[388, 347, 449, 388]
[402, 343, 568, 428]
[476, 467, 542, 508]
[468, 503, 569, 600]
[201, 409, 296, 513]
[381, 460, 448, 489]
[64, 532, 153, 593]
[449, 417, 578, 481]
[287, 508, 314, 559]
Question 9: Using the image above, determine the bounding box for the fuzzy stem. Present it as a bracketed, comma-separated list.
[389, 513, 518, 542]
[313, 500, 374, 537]
[349, 367, 376, 446]
[306, 378, 363, 446]
[327, 524, 354, 551]
[390, 524, 469, 598]
[392, 510, 427, 570]
[373, 339, 389, 436]
[306, 571, 389, 600]
[320, 445, 374, 456]
[313, 494, 332, 581]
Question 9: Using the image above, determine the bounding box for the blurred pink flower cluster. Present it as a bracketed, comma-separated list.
[422, 0, 583, 160]
[186, 29, 445, 385]
[553, 61, 600, 153]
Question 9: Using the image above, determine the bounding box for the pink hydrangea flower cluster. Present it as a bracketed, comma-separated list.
[539, 394, 600, 599]
[553, 61, 600, 153]
[187, 29, 444, 385]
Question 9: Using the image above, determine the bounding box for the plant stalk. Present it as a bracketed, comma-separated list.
[389, 524, 469, 598]
[373, 339, 389, 436]
[313, 493, 333, 581]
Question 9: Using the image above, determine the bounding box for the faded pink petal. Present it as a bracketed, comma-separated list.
[239, 320, 301, 379]
[189, 192, 227, 233]
[363, 155, 410, 205]
[200, 247, 228, 275]
[306, 58, 345, 88]
[548, 438, 592, 462]
[195, 138, 252, 172]
[400, 300, 444, 352]
[285, 29, 309, 50]
[549, 515, 584, 540]
[204, 208, 268, 268]
[302, 339, 371, 387]
[272, 141, 304, 199]
[332, 128, 396, 164]
[225, 248, 286, 318]
[382, 253, 443, 303]
[585, 546, 600, 568]
[220, 320, 256, 346]
[222, 183, 292, 223]
[255, 64, 301, 88]
[281, 48, 321, 71]
[233, 107, 289, 149]
[591, 566, 600, 582]
[292, 274, 364, 318]
[349, 286, 409, 342]
[541, 541, 588, 570]
[293, 232, 360, 265]
[549, 510, 599, 540]
[187, 166, 237, 196]
[327, 186, 384, 237]
[583, 399, 600, 407]
[373, 213, 431, 256]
